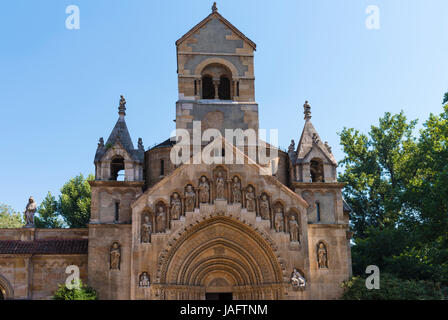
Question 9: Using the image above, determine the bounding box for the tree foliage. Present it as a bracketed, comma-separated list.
[35, 192, 64, 228]
[339, 92, 448, 298]
[0, 203, 24, 228]
[52, 279, 97, 300]
[341, 273, 443, 300]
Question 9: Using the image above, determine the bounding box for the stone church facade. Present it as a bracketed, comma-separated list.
[0, 5, 352, 300]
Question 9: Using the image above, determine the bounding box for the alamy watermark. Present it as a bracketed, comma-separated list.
[66, 5, 80, 30]
[365, 5, 380, 30]
[365, 265, 380, 289]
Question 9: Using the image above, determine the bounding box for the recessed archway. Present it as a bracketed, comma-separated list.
[0, 275, 13, 300]
[155, 215, 285, 300]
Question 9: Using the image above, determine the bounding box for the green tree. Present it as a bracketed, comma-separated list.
[59, 174, 94, 228]
[443, 91, 448, 105]
[341, 273, 443, 300]
[52, 279, 97, 300]
[35, 192, 64, 228]
[338, 111, 417, 239]
[0, 203, 24, 228]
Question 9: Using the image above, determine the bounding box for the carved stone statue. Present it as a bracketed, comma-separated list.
[289, 215, 300, 242]
[288, 139, 295, 154]
[291, 268, 306, 289]
[318, 242, 328, 268]
[171, 193, 182, 220]
[139, 272, 150, 288]
[110, 242, 121, 270]
[245, 186, 255, 211]
[274, 206, 284, 232]
[231, 176, 242, 203]
[24, 196, 37, 227]
[199, 176, 210, 203]
[212, 2, 217, 12]
[141, 215, 152, 243]
[259, 194, 270, 220]
[97, 137, 104, 150]
[215, 172, 225, 200]
[156, 205, 166, 233]
[185, 185, 196, 212]
[138, 138, 144, 151]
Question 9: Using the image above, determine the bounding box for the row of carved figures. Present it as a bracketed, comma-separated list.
[140, 176, 301, 243]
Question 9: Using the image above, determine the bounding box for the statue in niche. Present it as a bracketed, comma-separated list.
[245, 186, 256, 211]
[139, 272, 150, 288]
[231, 176, 242, 203]
[289, 215, 300, 242]
[185, 185, 196, 212]
[198, 176, 210, 203]
[170, 193, 182, 220]
[110, 242, 121, 270]
[291, 268, 306, 290]
[317, 242, 328, 268]
[24, 196, 37, 227]
[259, 194, 270, 220]
[274, 206, 284, 232]
[156, 205, 166, 233]
[141, 215, 152, 243]
[215, 172, 225, 200]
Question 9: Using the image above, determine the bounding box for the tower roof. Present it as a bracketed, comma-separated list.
[94, 96, 144, 163]
[175, 3, 256, 50]
[295, 101, 337, 165]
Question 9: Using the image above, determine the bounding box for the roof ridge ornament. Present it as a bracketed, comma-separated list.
[303, 100, 311, 121]
[212, 2, 218, 13]
[119, 95, 126, 116]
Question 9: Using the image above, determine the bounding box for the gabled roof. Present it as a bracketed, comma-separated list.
[296, 120, 337, 165]
[95, 116, 144, 163]
[132, 135, 308, 209]
[0, 239, 88, 255]
[175, 10, 256, 50]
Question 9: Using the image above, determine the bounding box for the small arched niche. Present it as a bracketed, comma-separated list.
[201, 63, 233, 100]
[110, 156, 125, 181]
[310, 158, 324, 182]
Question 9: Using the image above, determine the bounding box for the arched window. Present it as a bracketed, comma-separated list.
[310, 158, 324, 182]
[110, 156, 125, 181]
[218, 75, 231, 100]
[202, 75, 215, 99]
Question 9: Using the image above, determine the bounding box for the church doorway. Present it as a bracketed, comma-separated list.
[205, 292, 233, 300]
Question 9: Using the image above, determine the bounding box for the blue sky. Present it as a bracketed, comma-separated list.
[1, 0, 447, 212]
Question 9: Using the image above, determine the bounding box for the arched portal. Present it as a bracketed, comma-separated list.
[0, 275, 13, 300]
[155, 216, 285, 300]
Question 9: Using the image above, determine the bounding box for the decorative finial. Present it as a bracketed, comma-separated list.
[303, 100, 311, 121]
[288, 139, 295, 153]
[324, 141, 332, 154]
[97, 137, 104, 150]
[212, 2, 218, 12]
[138, 138, 144, 151]
[119, 95, 126, 116]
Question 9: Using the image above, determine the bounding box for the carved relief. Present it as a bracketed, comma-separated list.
[139, 272, 150, 288]
[170, 193, 182, 220]
[274, 204, 284, 232]
[198, 176, 210, 204]
[245, 185, 256, 211]
[317, 242, 328, 268]
[185, 185, 196, 212]
[288, 214, 300, 243]
[141, 215, 152, 243]
[110, 242, 121, 270]
[156, 203, 167, 233]
[291, 268, 306, 290]
[215, 171, 226, 200]
[231, 176, 242, 204]
[259, 193, 270, 220]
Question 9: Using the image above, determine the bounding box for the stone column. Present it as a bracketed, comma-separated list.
[213, 80, 219, 99]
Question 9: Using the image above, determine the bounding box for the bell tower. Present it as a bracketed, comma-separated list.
[175, 3, 259, 138]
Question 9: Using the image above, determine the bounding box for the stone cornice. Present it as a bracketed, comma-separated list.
[292, 182, 346, 189]
[89, 181, 144, 188]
